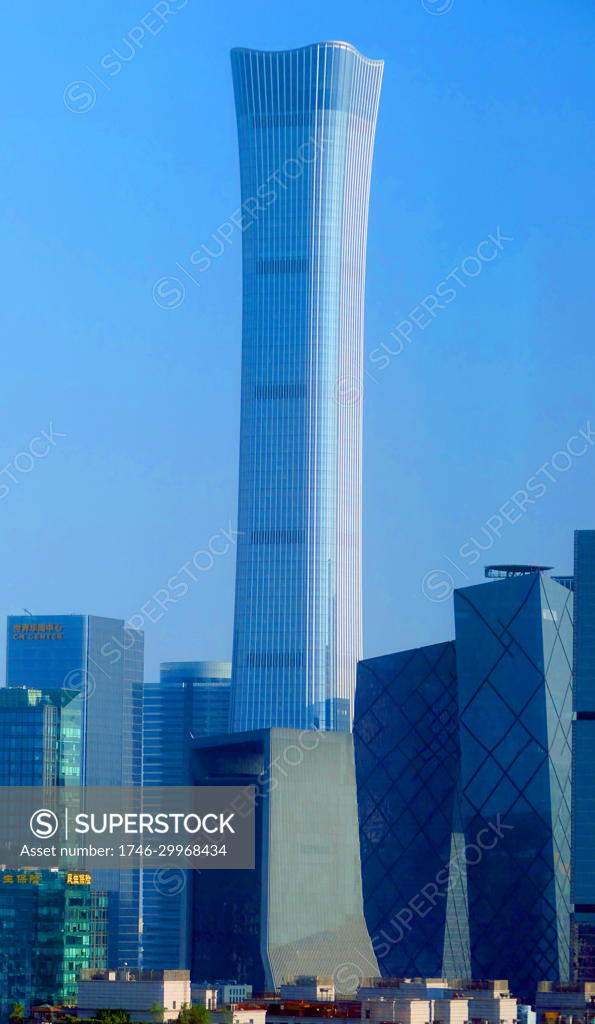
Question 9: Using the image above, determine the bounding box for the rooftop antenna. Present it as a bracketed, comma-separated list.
[23, 608, 33, 616]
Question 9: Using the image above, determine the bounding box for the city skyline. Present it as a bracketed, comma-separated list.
[2, 3, 594, 681]
[1, 6, 594, 1017]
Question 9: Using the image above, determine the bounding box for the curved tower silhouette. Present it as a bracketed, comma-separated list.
[230, 42, 383, 732]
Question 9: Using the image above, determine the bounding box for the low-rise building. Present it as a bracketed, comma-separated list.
[225, 1010, 266, 1024]
[518, 1006, 537, 1024]
[280, 980, 335, 1003]
[77, 969, 190, 1022]
[266, 1000, 361, 1024]
[358, 979, 517, 1024]
[536, 982, 595, 1024]
[362, 997, 433, 1024]
[192, 982, 254, 1008]
[192, 987, 219, 1011]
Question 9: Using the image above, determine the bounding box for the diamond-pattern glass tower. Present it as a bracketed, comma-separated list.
[354, 642, 471, 978]
[454, 572, 573, 1000]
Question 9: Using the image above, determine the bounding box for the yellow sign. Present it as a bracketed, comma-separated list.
[2, 873, 41, 884]
[66, 873, 92, 885]
[12, 623, 64, 641]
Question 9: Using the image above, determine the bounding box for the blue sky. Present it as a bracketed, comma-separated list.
[1, 0, 594, 680]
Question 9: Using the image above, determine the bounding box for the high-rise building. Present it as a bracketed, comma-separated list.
[191, 729, 378, 992]
[455, 571, 573, 1000]
[571, 530, 595, 980]
[142, 661, 231, 970]
[5, 614, 144, 968]
[0, 687, 82, 786]
[353, 642, 471, 978]
[229, 42, 383, 733]
[0, 869, 108, 1018]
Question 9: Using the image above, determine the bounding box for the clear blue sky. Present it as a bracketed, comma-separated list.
[1, 0, 594, 681]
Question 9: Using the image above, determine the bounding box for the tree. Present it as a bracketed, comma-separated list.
[179, 1006, 211, 1024]
[95, 1010, 133, 1024]
[10, 1004, 25, 1022]
[149, 1003, 167, 1024]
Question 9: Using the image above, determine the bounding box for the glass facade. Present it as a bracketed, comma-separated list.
[229, 43, 383, 732]
[455, 572, 573, 1001]
[353, 642, 471, 979]
[571, 531, 595, 980]
[0, 869, 108, 1018]
[5, 614, 144, 969]
[142, 661, 231, 969]
[0, 687, 82, 787]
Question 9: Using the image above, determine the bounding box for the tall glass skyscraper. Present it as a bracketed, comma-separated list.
[5, 614, 144, 969]
[229, 42, 383, 732]
[455, 572, 573, 1000]
[142, 661, 231, 969]
[571, 531, 595, 980]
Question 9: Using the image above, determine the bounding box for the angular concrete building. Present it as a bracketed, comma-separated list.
[191, 729, 378, 992]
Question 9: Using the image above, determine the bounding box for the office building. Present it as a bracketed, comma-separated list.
[455, 570, 573, 1000]
[5, 614, 144, 968]
[571, 531, 595, 980]
[229, 42, 383, 733]
[142, 661, 231, 970]
[191, 729, 378, 992]
[353, 642, 471, 978]
[77, 969, 190, 1023]
[0, 686, 82, 786]
[0, 869, 108, 1017]
[144, 661, 231, 788]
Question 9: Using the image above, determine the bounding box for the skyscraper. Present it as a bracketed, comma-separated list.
[5, 614, 144, 969]
[229, 42, 383, 732]
[0, 687, 82, 786]
[191, 729, 378, 992]
[571, 531, 595, 980]
[354, 642, 471, 979]
[0, 870, 108, 1018]
[142, 660, 231, 969]
[455, 572, 573, 1000]
[6, 615, 143, 789]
